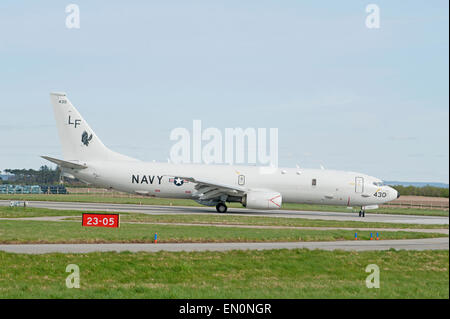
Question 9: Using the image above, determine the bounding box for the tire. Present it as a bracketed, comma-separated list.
[216, 203, 227, 213]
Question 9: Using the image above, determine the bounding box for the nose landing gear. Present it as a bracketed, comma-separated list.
[358, 208, 366, 217]
[216, 202, 228, 213]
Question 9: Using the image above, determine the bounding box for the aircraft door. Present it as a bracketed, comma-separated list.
[355, 177, 364, 193]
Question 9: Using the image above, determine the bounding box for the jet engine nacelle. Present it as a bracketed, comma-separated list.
[242, 191, 282, 210]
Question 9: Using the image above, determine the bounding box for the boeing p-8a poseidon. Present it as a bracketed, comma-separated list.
[43, 92, 399, 217]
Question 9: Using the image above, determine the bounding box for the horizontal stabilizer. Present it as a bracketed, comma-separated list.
[41, 156, 87, 169]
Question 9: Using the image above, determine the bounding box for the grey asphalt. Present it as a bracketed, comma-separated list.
[0, 238, 447, 254]
[1, 199, 448, 225]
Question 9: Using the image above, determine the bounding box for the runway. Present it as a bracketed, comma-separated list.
[0, 237, 447, 254]
[1, 200, 448, 225]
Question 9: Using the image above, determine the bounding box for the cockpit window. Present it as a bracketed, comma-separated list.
[373, 181, 385, 187]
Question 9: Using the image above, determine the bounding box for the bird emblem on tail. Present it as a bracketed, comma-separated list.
[81, 131, 93, 146]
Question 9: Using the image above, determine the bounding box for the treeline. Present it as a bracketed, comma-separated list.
[1, 166, 62, 184]
[391, 185, 449, 198]
[1, 166, 89, 186]
[0, 166, 84, 186]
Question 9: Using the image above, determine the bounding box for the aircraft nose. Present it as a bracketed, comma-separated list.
[390, 187, 400, 199]
[388, 187, 399, 200]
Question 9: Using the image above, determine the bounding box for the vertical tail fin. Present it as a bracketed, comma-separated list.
[50, 92, 136, 162]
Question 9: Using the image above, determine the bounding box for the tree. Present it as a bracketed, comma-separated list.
[3, 166, 62, 185]
[391, 185, 449, 198]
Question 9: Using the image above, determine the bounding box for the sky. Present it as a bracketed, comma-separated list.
[0, 0, 448, 183]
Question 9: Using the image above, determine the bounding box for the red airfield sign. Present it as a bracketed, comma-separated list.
[82, 213, 120, 228]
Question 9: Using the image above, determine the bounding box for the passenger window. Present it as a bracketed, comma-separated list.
[312, 179, 317, 186]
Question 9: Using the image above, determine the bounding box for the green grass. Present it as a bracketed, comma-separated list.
[0, 206, 447, 230]
[119, 212, 448, 229]
[1, 194, 448, 216]
[0, 249, 447, 298]
[0, 206, 85, 218]
[0, 220, 445, 244]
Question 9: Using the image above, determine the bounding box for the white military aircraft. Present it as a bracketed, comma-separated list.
[43, 92, 399, 217]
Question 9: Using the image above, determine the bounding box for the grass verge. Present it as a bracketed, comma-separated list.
[0, 249, 447, 298]
[119, 212, 448, 229]
[0, 220, 445, 244]
[0, 206, 447, 230]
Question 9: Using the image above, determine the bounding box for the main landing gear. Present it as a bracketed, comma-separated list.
[358, 208, 366, 217]
[216, 202, 228, 213]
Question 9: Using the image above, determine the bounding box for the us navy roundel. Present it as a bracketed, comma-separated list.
[173, 177, 184, 186]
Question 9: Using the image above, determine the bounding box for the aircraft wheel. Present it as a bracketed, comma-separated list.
[216, 203, 227, 213]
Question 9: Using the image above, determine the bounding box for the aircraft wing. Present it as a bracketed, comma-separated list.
[41, 156, 88, 170]
[168, 176, 247, 201]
